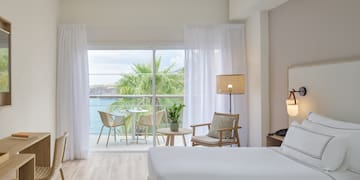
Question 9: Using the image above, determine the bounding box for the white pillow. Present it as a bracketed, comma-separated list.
[302, 120, 349, 171]
[307, 112, 360, 174]
[281, 121, 348, 171]
[308, 112, 360, 130]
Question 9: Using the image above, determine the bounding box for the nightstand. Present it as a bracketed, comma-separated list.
[266, 135, 284, 147]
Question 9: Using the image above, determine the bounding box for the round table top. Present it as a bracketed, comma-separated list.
[127, 109, 148, 113]
[157, 128, 192, 135]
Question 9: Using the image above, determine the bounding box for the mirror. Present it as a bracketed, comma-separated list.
[0, 17, 11, 106]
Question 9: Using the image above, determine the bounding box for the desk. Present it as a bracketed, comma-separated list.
[127, 109, 148, 140]
[0, 154, 35, 180]
[157, 128, 192, 146]
[0, 132, 50, 179]
[0, 132, 50, 166]
[266, 135, 284, 147]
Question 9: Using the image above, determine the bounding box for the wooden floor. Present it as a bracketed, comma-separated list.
[55, 152, 148, 180]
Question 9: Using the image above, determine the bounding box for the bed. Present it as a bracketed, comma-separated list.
[148, 60, 360, 180]
[148, 147, 360, 180]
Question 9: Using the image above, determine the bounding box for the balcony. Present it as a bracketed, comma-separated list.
[89, 95, 185, 151]
[88, 49, 185, 151]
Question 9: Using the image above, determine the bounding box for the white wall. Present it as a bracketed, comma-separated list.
[59, 0, 229, 44]
[269, 0, 360, 132]
[246, 11, 270, 146]
[229, 0, 288, 20]
[230, 0, 287, 146]
[0, 0, 58, 139]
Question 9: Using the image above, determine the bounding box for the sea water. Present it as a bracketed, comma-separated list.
[89, 98, 117, 134]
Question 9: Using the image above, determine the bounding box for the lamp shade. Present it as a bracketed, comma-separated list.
[216, 74, 245, 94]
[286, 99, 299, 117]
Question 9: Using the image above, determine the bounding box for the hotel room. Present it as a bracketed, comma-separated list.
[0, 0, 360, 179]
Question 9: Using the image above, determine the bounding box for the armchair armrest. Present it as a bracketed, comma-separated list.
[190, 123, 211, 136]
[216, 126, 242, 132]
[216, 127, 234, 132]
[217, 126, 242, 142]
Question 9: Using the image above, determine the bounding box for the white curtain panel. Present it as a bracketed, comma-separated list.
[57, 24, 89, 160]
[183, 24, 248, 146]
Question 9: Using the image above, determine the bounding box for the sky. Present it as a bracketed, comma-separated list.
[88, 50, 184, 86]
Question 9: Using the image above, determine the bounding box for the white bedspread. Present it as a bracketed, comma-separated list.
[148, 147, 359, 180]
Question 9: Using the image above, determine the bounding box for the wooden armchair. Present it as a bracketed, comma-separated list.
[191, 112, 241, 147]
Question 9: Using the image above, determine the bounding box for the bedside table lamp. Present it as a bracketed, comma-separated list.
[216, 74, 245, 114]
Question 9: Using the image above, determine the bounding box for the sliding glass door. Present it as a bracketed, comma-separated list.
[88, 49, 184, 150]
[153, 50, 184, 146]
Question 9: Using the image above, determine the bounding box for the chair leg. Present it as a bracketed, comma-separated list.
[165, 136, 170, 146]
[60, 168, 65, 180]
[136, 134, 139, 144]
[113, 127, 117, 143]
[144, 127, 148, 144]
[106, 127, 111, 147]
[156, 135, 160, 145]
[124, 125, 128, 145]
[182, 135, 187, 146]
[161, 135, 165, 142]
[97, 125, 104, 144]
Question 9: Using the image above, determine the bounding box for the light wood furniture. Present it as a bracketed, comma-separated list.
[0, 154, 35, 180]
[0, 132, 50, 180]
[136, 110, 166, 144]
[0, 152, 9, 165]
[98, 111, 128, 146]
[191, 112, 241, 147]
[266, 135, 284, 147]
[35, 132, 68, 180]
[0, 132, 51, 166]
[157, 128, 192, 146]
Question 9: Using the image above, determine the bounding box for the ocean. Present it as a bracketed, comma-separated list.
[89, 98, 118, 134]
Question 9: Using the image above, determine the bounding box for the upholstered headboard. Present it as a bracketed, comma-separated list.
[288, 58, 360, 124]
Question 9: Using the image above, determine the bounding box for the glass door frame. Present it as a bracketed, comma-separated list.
[88, 43, 184, 148]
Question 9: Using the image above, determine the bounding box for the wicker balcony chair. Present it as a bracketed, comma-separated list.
[97, 111, 128, 147]
[136, 110, 166, 144]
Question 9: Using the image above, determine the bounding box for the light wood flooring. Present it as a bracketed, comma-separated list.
[55, 152, 148, 180]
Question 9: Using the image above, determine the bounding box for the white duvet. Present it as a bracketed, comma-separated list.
[148, 147, 359, 180]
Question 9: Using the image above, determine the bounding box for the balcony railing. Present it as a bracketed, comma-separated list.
[89, 95, 184, 135]
[90, 94, 184, 98]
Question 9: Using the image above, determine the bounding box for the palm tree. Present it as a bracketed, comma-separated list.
[110, 57, 184, 112]
[109, 57, 184, 133]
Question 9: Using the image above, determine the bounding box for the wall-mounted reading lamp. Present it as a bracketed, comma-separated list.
[286, 87, 307, 117]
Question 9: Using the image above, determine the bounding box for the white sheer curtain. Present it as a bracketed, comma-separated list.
[56, 24, 89, 160]
[183, 24, 248, 146]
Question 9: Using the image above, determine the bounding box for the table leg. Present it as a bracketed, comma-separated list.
[132, 112, 136, 140]
[170, 135, 175, 146]
[165, 135, 170, 146]
[182, 135, 187, 146]
[18, 157, 35, 180]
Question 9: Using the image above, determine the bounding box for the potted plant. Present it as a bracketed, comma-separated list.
[166, 103, 185, 132]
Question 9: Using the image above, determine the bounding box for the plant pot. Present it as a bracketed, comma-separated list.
[170, 123, 179, 132]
